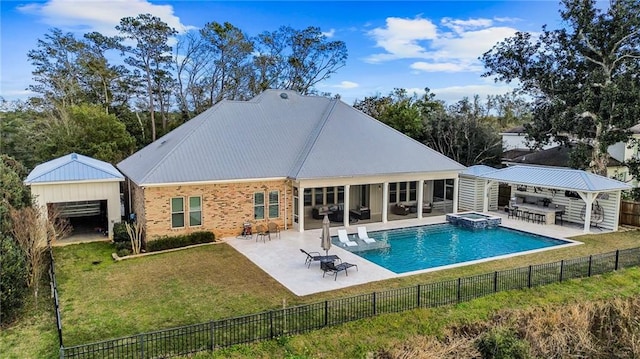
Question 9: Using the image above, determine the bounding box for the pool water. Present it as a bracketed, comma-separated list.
[457, 212, 490, 220]
[354, 223, 571, 274]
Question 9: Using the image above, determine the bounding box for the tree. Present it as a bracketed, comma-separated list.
[34, 104, 136, 163]
[253, 26, 348, 94]
[200, 22, 254, 103]
[0, 155, 31, 236]
[354, 89, 427, 140]
[117, 14, 177, 141]
[9, 206, 70, 306]
[27, 29, 86, 113]
[481, 0, 640, 175]
[0, 234, 28, 325]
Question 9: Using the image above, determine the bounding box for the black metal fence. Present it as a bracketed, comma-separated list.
[56, 247, 640, 359]
[48, 245, 64, 349]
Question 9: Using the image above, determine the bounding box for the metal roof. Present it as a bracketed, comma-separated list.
[118, 90, 466, 185]
[25, 153, 124, 184]
[476, 165, 632, 192]
[461, 165, 497, 177]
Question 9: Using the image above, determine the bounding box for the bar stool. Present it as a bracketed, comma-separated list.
[534, 213, 546, 224]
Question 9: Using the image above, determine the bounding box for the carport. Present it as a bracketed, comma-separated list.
[475, 165, 632, 232]
[25, 153, 124, 239]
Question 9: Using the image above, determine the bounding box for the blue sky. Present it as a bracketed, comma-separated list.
[1, 0, 572, 105]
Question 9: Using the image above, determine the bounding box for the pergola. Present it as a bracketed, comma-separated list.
[476, 165, 632, 233]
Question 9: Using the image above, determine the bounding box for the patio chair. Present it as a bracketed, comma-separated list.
[321, 261, 358, 281]
[356, 226, 376, 244]
[267, 222, 280, 239]
[255, 224, 269, 243]
[337, 229, 357, 247]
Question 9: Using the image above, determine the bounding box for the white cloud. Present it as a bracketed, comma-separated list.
[432, 83, 518, 103]
[18, 0, 195, 36]
[322, 28, 335, 38]
[365, 16, 518, 74]
[334, 81, 359, 89]
[366, 16, 438, 63]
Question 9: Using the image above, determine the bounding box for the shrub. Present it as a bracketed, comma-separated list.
[145, 231, 215, 252]
[112, 222, 129, 243]
[114, 241, 132, 251]
[476, 326, 530, 359]
[116, 248, 131, 258]
[0, 235, 28, 324]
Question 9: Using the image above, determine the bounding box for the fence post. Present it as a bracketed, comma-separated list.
[493, 271, 498, 293]
[59, 347, 64, 359]
[209, 320, 215, 351]
[372, 292, 377, 316]
[417, 284, 421, 307]
[528, 265, 532, 288]
[559, 260, 564, 282]
[269, 311, 274, 339]
[615, 250, 620, 271]
[588, 255, 593, 277]
[139, 333, 144, 359]
[324, 300, 328, 327]
[457, 278, 461, 303]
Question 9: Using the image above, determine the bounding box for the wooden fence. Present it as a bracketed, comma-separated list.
[620, 200, 640, 227]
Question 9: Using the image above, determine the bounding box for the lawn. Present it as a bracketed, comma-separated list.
[52, 230, 640, 347]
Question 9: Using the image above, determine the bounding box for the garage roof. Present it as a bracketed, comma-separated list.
[476, 165, 632, 192]
[25, 153, 124, 184]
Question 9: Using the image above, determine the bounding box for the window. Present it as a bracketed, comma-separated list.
[268, 191, 279, 218]
[303, 188, 312, 206]
[337, 186, 344, 203]
[399, 182, 407, 202]
[314, 187, 323, 206]
[254, 192, 265, 220]
[189, 196, 202, 226]
[171, 197, 185, 228]
[389, 183, 397, 202]
[326, 187, 335, 204]
[409, 182, 417, 201]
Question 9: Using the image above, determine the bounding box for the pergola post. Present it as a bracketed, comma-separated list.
[579, 192, 596, 233]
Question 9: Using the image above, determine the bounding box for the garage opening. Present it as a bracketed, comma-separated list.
[50, 200, 108, 239]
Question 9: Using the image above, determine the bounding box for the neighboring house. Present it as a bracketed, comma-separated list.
[500, 124, 640, 187]
[24, 153, 124, 240]
[117, 90, 466, 240]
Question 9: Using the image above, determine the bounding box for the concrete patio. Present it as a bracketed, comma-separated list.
[225, 212, 603, 296]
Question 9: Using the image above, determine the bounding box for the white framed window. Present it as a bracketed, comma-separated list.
[254, 192, 265, 220]
[171, 197, 185, 228]
[268, 191, 279, 218]
[189, 196, 202, 226]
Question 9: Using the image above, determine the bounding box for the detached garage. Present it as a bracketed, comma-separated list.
[25, 153, 124, 240]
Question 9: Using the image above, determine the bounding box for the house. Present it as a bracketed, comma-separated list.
[117, 90, 466, 240]
[500, 124, 640, 187]
[24, 153, 124, 239]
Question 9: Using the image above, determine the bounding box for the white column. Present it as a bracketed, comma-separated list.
[417, 180, 424, 219]
[382, 182, 389, 223]
[613, 190, 621, 231]
[453, 177, 459, 213]
[297, 186, 305, 232]
[579, 192, 596, 233]
[343, 184, 350, 227]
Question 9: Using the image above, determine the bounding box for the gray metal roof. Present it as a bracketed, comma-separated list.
[25, 153, 124, 184]
[477, 165, 632, 192]
[461, 165, 497, 177]
[118, 90, 465, 185]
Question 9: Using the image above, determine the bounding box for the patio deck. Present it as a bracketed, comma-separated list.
[225, 212, 604, 296]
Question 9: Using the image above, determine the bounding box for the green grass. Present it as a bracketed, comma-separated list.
[2, 229, 639, 358]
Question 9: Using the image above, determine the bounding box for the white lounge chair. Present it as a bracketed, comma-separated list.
[357, 227, 376, 244]
[337, 229, 358, 247]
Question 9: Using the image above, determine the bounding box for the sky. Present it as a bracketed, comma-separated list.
[0, 0, 573, 105]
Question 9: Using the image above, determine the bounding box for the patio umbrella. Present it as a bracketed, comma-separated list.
[321, 214, 331, 255]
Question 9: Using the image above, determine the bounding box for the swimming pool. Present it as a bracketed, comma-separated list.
[352, 223, 574, 274]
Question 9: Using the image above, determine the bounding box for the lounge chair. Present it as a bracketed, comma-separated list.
[299, 249, 340, 268]
[337, 229, 357, 247]
[357, 227, 375, 244]
[255, 224, 269, 242]
[321, 261, 358, 281]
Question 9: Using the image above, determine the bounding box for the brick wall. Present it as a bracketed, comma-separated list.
[140, 180, 292, 240]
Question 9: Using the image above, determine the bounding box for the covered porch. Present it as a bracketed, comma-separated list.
[291, 172, 461, 232]
[473, 165, 632, 233]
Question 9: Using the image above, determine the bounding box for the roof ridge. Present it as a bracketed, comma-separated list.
[288, 98, 338, 178]
[140, 104, 223, 184]
[27, 153, 122, 183]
